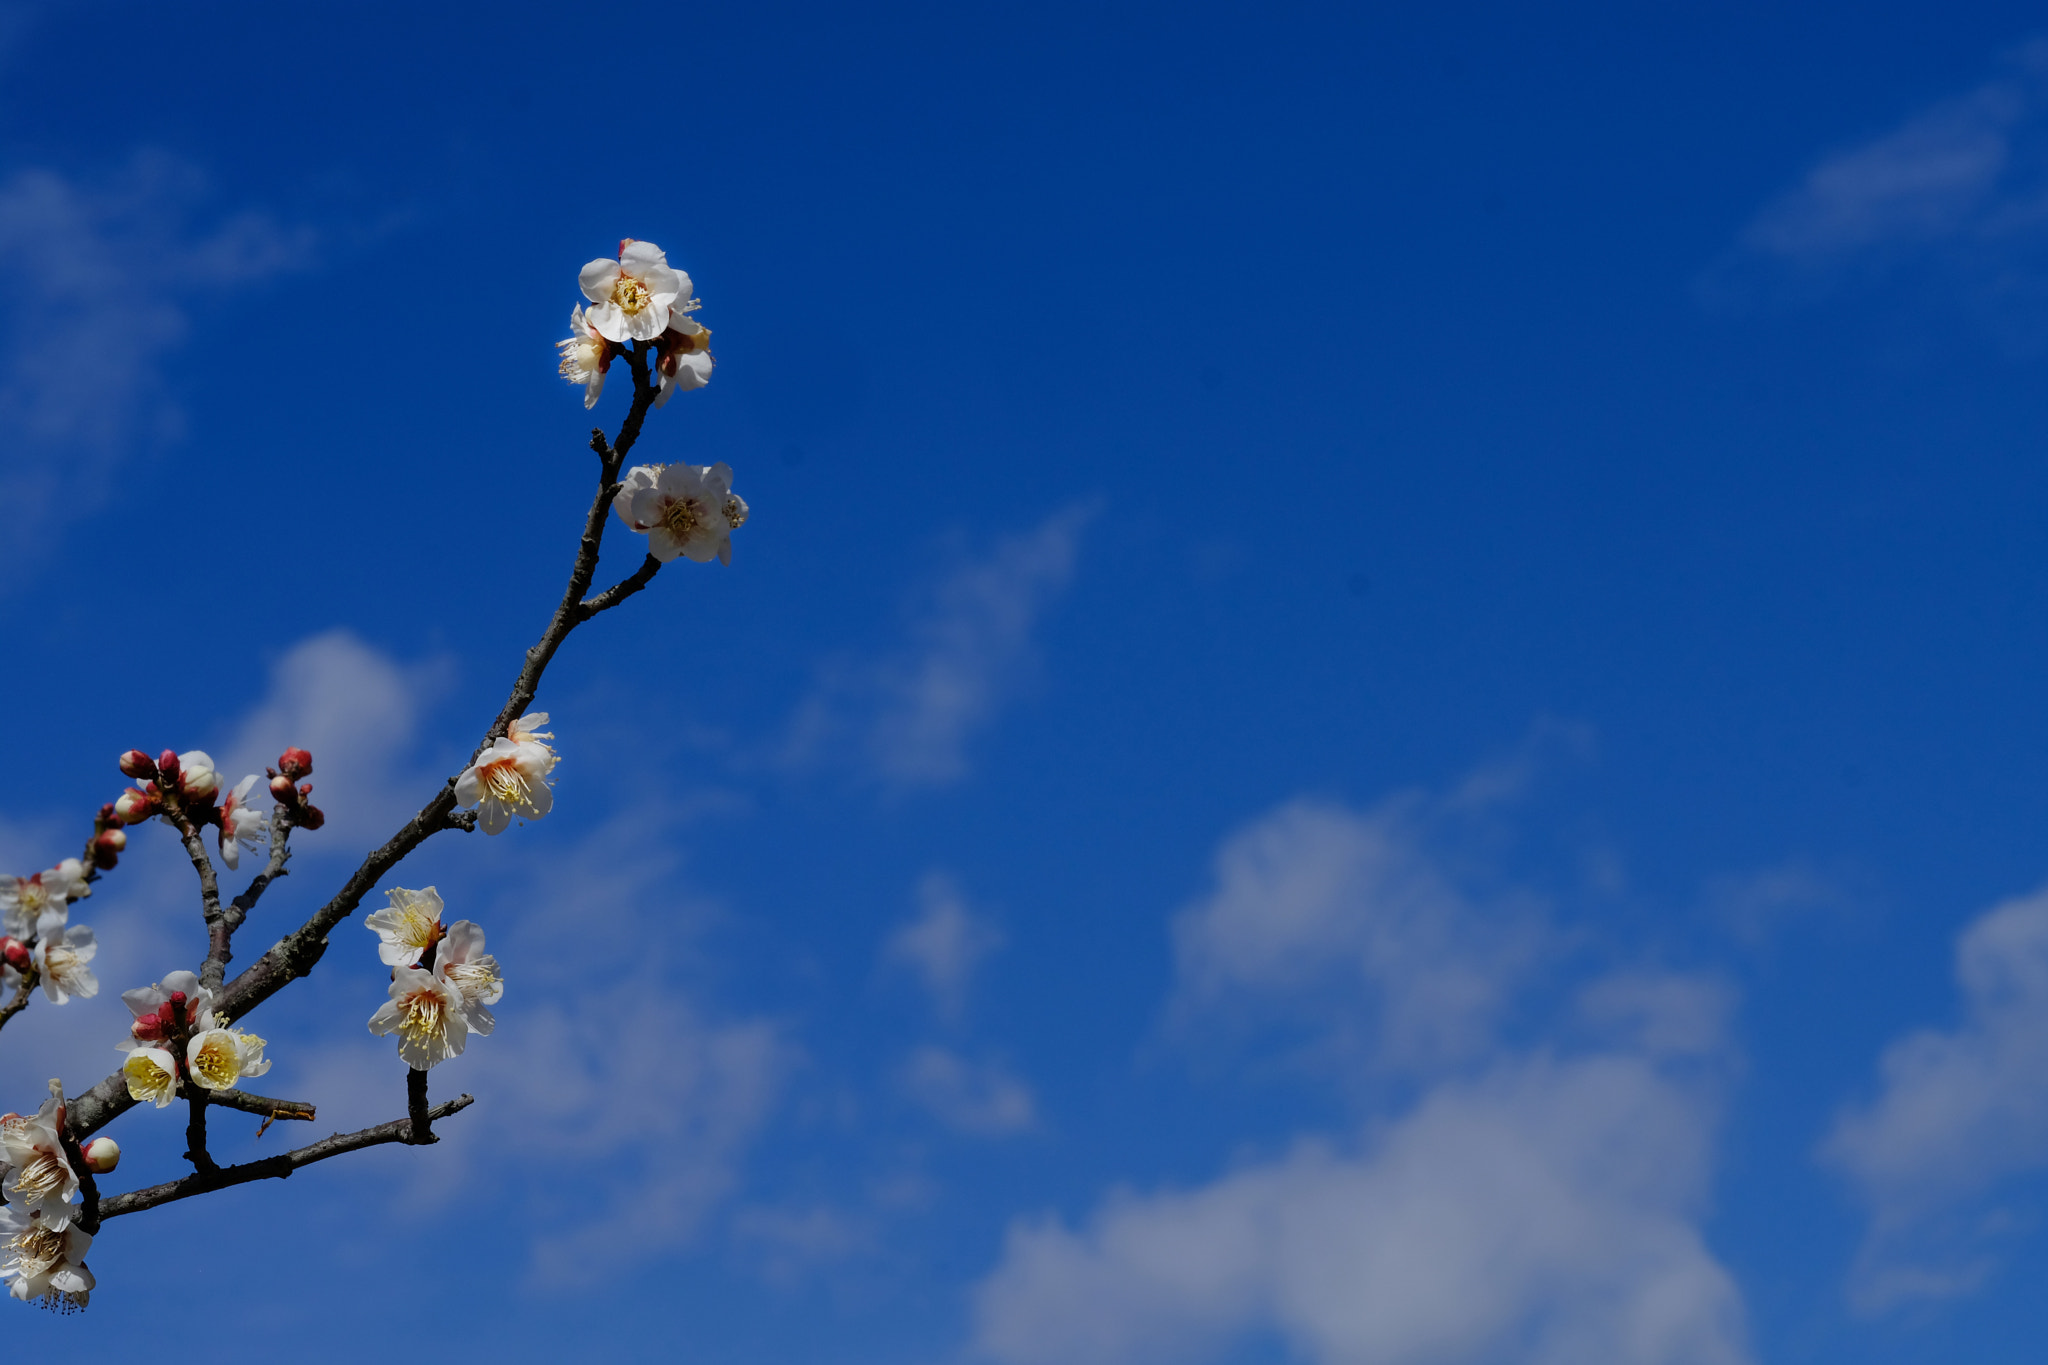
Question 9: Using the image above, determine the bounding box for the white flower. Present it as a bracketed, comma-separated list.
[0, 872, 64, 941]
[186, 1026, 270, 1090]
[577, 239, 690, 344]
[454, 739, 555, 836]
[41, 860, 87, 903]
[118, 969, 215, 1051]
[175, 750, 220, 802]
[216, 774, 269, 872]
[436, 920, 502, 1036]
[506, 711, 559, 775]
[556, 305, 613, 408]
[121, 1048, 180, 1108]
[0, 1099, 78, 1228]
[31, 927, 96, 1004]
[612, 462, 748, 565]
[364, 885, 445, 967]
[653, 316, 714, 408]
[0, 1205, 92, 1310]
[368, 965, 467, 1069]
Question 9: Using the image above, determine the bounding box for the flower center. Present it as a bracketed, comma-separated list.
[611, 274, 652, 316]
[399, 993, 445, 1045]
[190, 1038, 241, 1089]
[662, 497, 704, 541]
[481, 761, 540, 813]
[13, 1150, 68, 1203]
[724, 496, 748, 529]
[446, 960, 500, 1003]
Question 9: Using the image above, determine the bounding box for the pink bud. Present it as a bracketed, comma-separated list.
[82, 1138, 119, 1174]
[98, 802, 121, 826]
[298, 803, 326, 831]
[1, 940, 29, 970]
[95, 829, 126, 854]
[277, 747, 313, 780]
[130, 1014, 164, 1041]
[156, 749, 180, 780]
[118, 750, 157, 780]
[269, 774, 296, 802]
[113, 786, 158, 823]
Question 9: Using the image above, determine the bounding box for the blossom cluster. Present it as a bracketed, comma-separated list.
[558, 239, 713, 409]
[365, 886, 503, 1069]
[118, 971, 271, 1109]
[0, 858, 95, 1007]
[0, 1100, 90, 1309]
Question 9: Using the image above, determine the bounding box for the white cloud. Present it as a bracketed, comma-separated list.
[785, 504, 1094, 787]
[0, 152, 315, 558]
[1825, 883, 2048, 1309]
[1169, 797, 1543, 1071]
[885, 871, 1004, 1020]
[900, 1044, 1037, 1137]
[972, 1053, 1748, 1365]
[217, 628, 450, 845]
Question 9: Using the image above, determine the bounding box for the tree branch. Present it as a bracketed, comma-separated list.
[65, 362, 665, 1145]
[204, 1088, 316, 1123]
[97, 1095, 475, 1221]
[202, 811, 294, 993]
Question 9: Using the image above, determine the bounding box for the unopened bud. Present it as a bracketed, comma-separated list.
[278, 747, 313, 780]
[113, 786, 158, 823]
[298, 803, 326, 831]
[82, 1137, 120, 1174]
[1, 940, 29, 970]
[92, 847, 119, 871]
[156, 749, 180, 780]
[130, 1013, 164, 1041]
[269, 774, 297, 802]
[98, 802, 121, 827]
[119, 750, 157, 780]
[95, 829, 127, 854]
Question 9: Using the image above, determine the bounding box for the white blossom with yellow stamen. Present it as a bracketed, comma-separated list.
[121, 1048, 180, 1108]
[216, 774, 269, 872]
[454, 740, 554, 836]
[0, 1099, 77, 1228]
[367, 965, 467, 1069]
[612, 462, 748, 565]
[436, 919, 503, 1035]
[577, 239, 690, 344]
[556, 304, 612, 408]
[0, 872, 64, 941]
[0, 1206, 92, 1310]
[186, 1026, 270, 1090]
[30, 927, 96, 1004]
[364, 885, 446, 967]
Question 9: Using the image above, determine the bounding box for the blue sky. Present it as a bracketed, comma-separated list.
[5, 0, 2048, 1359]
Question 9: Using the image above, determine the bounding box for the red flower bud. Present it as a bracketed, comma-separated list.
[99, 802, 121, 826]
[92, 847, 118, 871]
[119, 750, 157, 780]
[297, 803, 326, 831]
[1, 940, 30, 970]
[95, 829, 127, 854]
[157, 749, 180, 776]
[278, 748, 313, 780]
[269, 774, 297, 802]
[130, 1014, 164, 1042]
[113, 786, 158, 823]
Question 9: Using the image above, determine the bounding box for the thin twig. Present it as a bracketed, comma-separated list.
[203, 1088, 316, 1123]
[184, 1091, 216, 1174]
[203, 810, 294, 993]
[578, 553, 663, 620]
[97, 1095, 475, 1220]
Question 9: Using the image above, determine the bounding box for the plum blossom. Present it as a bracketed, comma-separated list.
[0, 1100, 77, 1228]
[454, 739, 554, 836]
[437, 919, 502, 1035]
[368, 965, 467, 1069]
[120, 1048, 180, 1108]
[118, 970, 214, 1051]
[80, 1139, 117, 1175]
[0, 862, 80, 941]
[186, 1026, 271, 1090]
[556, 305, 613, 408]
[577, 239, 690, 344]
[365, 885, 445, 967]
[0, 1206, 91, 1311]
[31, 927, 96, 1004]
[653, 316, 713, 408]
[216, 774, 269, 871]
[612, 462, 749, 565]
